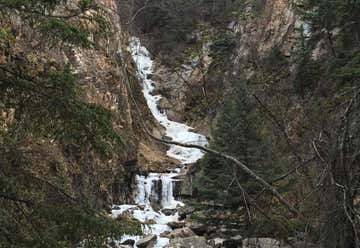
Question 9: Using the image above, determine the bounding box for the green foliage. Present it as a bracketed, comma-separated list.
[209, 32, 236, 61]
[0, 0, 108, 48]
[0, 137, 141, 247]
[293, 50, 322, 97]
[1, 64, 123, 158]
[31, 206, 140, 248]
[196, 79, 274, 208]
[0, 202, 141, 248]
[40, 19, 92, 48]
[330, 49, 360, 84]
[298, 0, 360, 48]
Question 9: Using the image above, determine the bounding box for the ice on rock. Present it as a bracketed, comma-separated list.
[129, 37, 208, 165]
[111, 37, 208, 248]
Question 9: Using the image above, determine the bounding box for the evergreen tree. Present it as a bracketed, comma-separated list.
[196, 79, 269, 208]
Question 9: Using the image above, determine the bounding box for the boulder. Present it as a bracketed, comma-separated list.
[121, 239, 135, 246]
[223, 235, 242, 248]
[168, 221, 186, 229]
[162, 209, 178, 216]
[178, 206, 195, 220]
[188, 222, 207, 235]
[165, 236, 210, 248]
[208, 238, 225, 248]
[106, 240, 132, 248]
[167, 227, 196, 239]
[160, 231, 171, 237]
[242, 238, 280, 248]
[136, 234, 157, 248]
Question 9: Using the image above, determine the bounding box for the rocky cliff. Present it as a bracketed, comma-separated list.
[0, 0, 173, 246]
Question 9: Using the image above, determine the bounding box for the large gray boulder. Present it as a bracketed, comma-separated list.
[187, 222, 207, 235]
[178, 206, 195, 220]
[136, 234, 157, 248]
[242, 238, 280, 248]
[168, 221, 186, 229]
[167, 227, 196, 239]
[165, 236, 210, 248]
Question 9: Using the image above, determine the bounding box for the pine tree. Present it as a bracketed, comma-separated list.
[196, 79, 268, 208]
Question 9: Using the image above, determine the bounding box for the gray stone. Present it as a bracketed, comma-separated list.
[188, 222, 207, 235]
[160, 230, 171, 237]
[165, 236, 210, 248]
[136, 234, 157, 248]
[162, 208, 178, 216]
[242, 238, 280, 248]
[167, 227, 196, 239]
[208, 238, 225, 248]
[121, 239, 135, 246]
[168, 221, 186, 229]
[178, 206, 195, 220]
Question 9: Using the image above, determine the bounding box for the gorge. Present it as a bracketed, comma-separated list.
[1, 0, 359, 247]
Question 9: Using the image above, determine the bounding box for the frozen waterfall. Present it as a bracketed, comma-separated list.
[112, 37, 208, 248]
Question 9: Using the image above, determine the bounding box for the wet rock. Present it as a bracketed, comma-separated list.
[178, 206, 195, 220]
[136, 234, 157, 248]
[168, 221, 186, 229]
[167, 227, 196, 239]
[242, 238, 280, 248]
[188, 222, 207, 235]
[165, 236, 210, 248]
[162, 208, 178, 216]
[121, 239, 135, 246]
[160, 230, 171, 237]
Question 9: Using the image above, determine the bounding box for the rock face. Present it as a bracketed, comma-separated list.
[136, 234, 157, 248]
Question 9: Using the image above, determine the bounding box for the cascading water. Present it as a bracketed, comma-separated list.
[111, 37, 208, 248]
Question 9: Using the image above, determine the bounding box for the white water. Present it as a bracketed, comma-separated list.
[111, 37, 208, 248]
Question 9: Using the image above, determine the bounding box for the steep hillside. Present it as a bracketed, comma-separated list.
[0, 0, 167, 246]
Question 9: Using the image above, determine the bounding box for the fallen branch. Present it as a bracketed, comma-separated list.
[147, 132, 302, 217]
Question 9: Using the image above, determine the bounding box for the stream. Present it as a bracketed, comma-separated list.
[111, 37, 208, 248]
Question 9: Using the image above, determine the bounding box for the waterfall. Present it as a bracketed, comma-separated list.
[111, 37, 208, 248]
